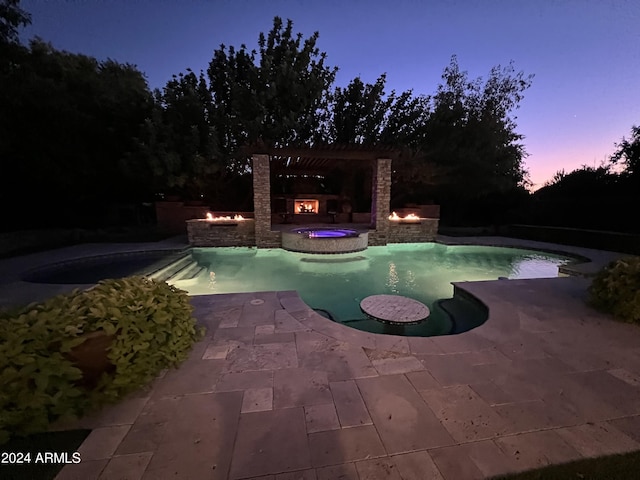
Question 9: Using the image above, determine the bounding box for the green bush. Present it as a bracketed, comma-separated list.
[588, 257, 640, 324]
[0, 276, 204, 444]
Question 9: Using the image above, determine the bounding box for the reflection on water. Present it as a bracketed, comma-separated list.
[386, 262, 399, 293]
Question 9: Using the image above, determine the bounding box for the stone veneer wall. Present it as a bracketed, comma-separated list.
[186, 219, 256, 247]
[252, 154, 281, 248]
[281, 231, 368, 253]
[369, 158, 392, 246]
[387, 219, 439, 243]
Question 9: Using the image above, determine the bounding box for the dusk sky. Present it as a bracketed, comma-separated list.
[20, 0, 640, 189]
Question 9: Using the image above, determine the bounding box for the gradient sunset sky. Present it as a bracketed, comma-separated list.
[20, 0, 640, 189]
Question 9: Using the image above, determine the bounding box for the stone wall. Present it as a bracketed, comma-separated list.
[186, 219, 256, 247]
[387, 219, 439, 243]
[281, 231, 368, 253]
[252, 155, 281, 248]
[371, 158, 392, 244]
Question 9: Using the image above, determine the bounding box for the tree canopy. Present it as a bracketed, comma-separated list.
[2, 5, 538, 229]
[0, 0, 30, 45]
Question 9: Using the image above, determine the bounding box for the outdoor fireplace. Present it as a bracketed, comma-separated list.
[295, 199, 319, 214]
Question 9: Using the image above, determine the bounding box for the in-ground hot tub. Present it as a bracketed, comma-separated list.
[281, 228, 368, 253]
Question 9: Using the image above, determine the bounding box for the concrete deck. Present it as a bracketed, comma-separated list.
[1, 236, 638, 479]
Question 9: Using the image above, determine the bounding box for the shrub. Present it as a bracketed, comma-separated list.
[588, 257, 640, 324]
[0, 276, 204, 444]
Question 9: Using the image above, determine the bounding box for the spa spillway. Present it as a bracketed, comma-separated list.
[281, 228, 368, 253]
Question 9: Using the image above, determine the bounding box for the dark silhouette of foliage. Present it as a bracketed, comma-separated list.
[126, 70, 222, 201]
[610, 125, 640, 179]
[206, 17, 337, 172]
[0, 0, 30, 45]
[0, 39, 153, 228]
[418, 56, 533, 201]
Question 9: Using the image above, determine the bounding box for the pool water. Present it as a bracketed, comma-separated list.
[23, 251, 180, 284]
[294, 228, 359, 238]
[173, 243, 573, 335]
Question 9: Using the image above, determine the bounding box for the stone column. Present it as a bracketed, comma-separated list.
[370, 158, 392, 245]
[252, 154, 273, 247]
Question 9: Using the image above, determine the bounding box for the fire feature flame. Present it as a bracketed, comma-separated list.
[205, 213, 245, 221]
[389, 212, 421, 221]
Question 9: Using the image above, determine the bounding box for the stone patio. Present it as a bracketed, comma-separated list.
[53, 274, 640, 480]
[0, 235, 637, 479]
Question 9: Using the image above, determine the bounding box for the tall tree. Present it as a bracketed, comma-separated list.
[127, 70, 222, 200]
[610, 125, 640, 178]
[417, 56, 533, 201]
[0, 0, 30, 45]
[329, 74, 391, 144]
[207, 17, 337, 171]
[0, 39, 153, 228]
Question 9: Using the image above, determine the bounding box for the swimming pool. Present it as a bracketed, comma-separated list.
[172, 243, 573, 335]
[23, 251, 183, 284]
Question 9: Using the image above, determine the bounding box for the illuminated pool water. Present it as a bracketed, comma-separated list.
[172, 243, 573, 336]
[294, 228, 359, 238]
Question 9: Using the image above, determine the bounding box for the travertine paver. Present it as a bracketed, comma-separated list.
[330, 380, 372, 427]
[202, 343, 230, 359]
[428, 445, 484, 480]
[494, 430, 583, 470]
[390, 451, 444, 480]
[275, 469, 317, 480]
[609, 415, 640, 443]
[419, 385, 509, 441]
[555, 422, 640, 457]
[214, 370, 274, 392]
[458, 440, 522, 478]
[141, 392, 242, 479]
[304, 404, 340, 433]
[273, 368, 332, 408]
[355, 457, 403, 479]
[357, 375, 455, 453]
[99, 453, 153, 480]
[57, 459, 108, 480]
[230, 408, 311, 479]
[77, 425, 131, 461]
[241, 387, 273, 413]
[49, 263, 640, 480]
[308, 425, 386, 467]
[315, 463, 358, 480]
[371, 356, 426, 375]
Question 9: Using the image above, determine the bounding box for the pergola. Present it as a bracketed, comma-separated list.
[246, 145, 400, 248]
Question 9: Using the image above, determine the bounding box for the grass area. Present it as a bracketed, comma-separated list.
[491, 450, 640, 480]
[0, 429, 91, 480]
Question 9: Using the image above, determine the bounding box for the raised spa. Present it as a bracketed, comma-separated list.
[281, 228, 368, 253]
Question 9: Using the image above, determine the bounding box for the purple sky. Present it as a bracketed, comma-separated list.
[21, 0, 640, 189]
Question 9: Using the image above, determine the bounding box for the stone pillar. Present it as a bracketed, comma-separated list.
[370, 158, 392, 245]
[252, 154, 273, 247]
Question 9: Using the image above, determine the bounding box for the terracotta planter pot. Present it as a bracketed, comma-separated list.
[65, 331, 116, 389]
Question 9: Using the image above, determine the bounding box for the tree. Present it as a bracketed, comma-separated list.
[419, 56, 533, 201]
[610, 125, 640, 178]
[0, 0, 30, 45]
[328, 74, 391, 144]
[206, 17, 337, 171]
[0, 39, 153, 228]
[127, 70, 222, 201]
